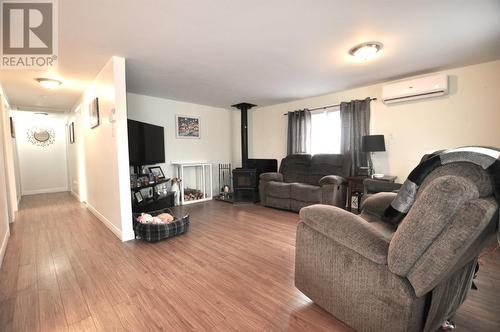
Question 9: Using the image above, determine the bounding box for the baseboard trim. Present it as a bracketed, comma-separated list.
[11, 197, 21, 224]
[86, 204, 127, 241]
[70, 190, 80, 201]
[0, 228, 10, 268]
[22, 187, 69, 196]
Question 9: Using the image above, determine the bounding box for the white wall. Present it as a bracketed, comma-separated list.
[231, 111, 242, 168]
[67, 107, 87, 201]
[66, 105, 88, 202]
[241, 60, 500, 181]
[13, 112, 69, 195]
[70, 56, 133, 241]
[12, 132, 21, 205]
[0, 96, 19, 222]
[0, 94, 11, 267]
[127, 93, 233, 194]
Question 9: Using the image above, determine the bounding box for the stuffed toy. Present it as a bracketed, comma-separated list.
[137, 213, 153, 224]
[157, 213, 174, 223]
[136, 212, 175, 224]
[137, 213, 165, 224]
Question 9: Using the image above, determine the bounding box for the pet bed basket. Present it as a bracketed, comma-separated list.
[132, 208, 189, 243]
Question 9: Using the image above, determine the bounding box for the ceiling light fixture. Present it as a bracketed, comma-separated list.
[349, 42, 383, 60]
[35, 78, 62, 89]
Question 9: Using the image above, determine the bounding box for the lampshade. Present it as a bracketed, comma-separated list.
[362, 135, 386, 152]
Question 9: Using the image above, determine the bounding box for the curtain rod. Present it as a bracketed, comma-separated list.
[282, 97, 377, 115]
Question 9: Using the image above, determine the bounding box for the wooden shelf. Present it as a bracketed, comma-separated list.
[132, 191, 175, 213]
[131, 178, 170, 192]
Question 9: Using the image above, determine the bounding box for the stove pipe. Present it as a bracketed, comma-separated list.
[231, 102, 257, 168]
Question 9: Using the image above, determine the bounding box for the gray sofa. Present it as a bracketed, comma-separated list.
[259, 154, 350, 212]
[295, 162, 499, 332]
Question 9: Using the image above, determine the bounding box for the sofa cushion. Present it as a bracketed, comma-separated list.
[279, 154, 312, 184]
[266, 181, 292, 199]
[290, 183, 321, 202]
[308, 154, 347, 185]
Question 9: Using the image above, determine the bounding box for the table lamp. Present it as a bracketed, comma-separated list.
[361, 135, 386, 176]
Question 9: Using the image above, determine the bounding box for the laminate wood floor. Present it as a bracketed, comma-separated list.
[0, 193, 499, 331]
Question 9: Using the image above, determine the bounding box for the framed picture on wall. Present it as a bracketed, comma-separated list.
[69, 122, 75, 144]
[9, 117, 15, 138]
[89, 98, 99, 129]
[175, 115, 200, 139]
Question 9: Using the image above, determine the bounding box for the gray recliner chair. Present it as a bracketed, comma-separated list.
[295, 162, 498, 332]
[259, 154, 351, 212]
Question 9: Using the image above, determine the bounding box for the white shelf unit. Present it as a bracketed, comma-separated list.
[172, 162, 213, 205]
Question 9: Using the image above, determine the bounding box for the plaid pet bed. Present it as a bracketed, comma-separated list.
[133, 208, 189, 243]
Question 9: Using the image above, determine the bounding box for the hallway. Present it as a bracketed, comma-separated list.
[0, 193, 149, 331]
[0, 193, 499, 331]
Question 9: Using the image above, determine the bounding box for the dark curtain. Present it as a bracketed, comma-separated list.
[287, 109, 311, 155]
[340, 98, 372, 176]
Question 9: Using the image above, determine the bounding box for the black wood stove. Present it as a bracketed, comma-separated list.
[231, 103, 258, 203]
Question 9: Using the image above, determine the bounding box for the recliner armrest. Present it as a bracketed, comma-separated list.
[362, 192, 398, 218]
[299, 205, 390, 264]
[319, 175, 347, 186]
[260, 172, 283, 182]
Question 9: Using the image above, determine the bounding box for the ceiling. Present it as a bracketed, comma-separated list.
[1, 0, 500, 111]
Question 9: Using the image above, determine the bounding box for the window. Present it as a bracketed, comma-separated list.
[311, 107, 341, 154]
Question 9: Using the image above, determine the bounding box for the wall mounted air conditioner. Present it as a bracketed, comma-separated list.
[382, 74, 448, 104]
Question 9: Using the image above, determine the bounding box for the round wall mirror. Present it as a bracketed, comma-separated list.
[27, 127, 55, 147]
[33, 130, 50, 142]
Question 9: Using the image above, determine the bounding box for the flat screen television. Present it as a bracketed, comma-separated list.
[128, 119, 165, 166]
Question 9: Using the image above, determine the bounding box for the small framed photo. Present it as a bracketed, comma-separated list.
[148, 166, 165, 179]
[89, 98, 99, 129]
[9, 117, 15, 138]
[134, 191, 143, 203]
[176, 115, 200, 139]
[69, 122, 75, 144]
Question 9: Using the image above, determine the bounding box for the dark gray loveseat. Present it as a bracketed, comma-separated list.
[259, 154, 350, 212]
